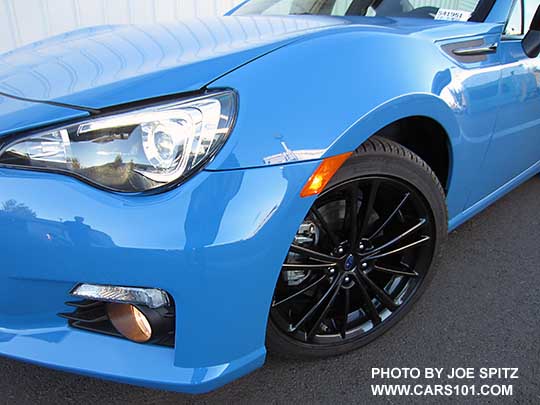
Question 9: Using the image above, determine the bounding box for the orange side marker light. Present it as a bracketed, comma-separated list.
[300, 152, 352, 198]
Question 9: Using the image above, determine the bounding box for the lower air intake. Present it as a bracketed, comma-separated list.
[59, 299, 175, 347]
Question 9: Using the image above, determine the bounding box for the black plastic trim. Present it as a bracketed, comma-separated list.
[522, 29, 540, 57]
[442, 39, 490, 63]
[59, 299, 175, 347]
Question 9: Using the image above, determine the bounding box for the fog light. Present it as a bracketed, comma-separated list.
[62, 284, 175, 346]
[107, 303, 153, 343]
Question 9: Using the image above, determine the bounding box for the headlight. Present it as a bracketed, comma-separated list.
[0, 91, 237, 193]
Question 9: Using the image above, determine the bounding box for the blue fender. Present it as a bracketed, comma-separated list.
[323, 93, 463, 214]
[207, 22, 504, 218]
[322, 93, 459, 165]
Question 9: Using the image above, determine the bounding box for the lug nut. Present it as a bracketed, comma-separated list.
[362, 262, 368, 269]
[338, 247, 345, 254]
[344, 277, 350, 283]
[329, 268, 336, 274]
[359, 244, 365, 250]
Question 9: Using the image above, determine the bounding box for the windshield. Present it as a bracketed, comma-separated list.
[232, 0, 484, 21]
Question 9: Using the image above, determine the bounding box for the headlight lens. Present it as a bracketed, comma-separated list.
[0, 91, 237, 192]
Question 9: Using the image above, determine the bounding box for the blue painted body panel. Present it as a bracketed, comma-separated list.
[0, 94, 88, 136]
[0, 161, 318, 392]
[1, 0, 540, 393]
[485, 0, 514, 23]
[207, 18, 506, 220]
[466, 39, 540, 205]
[0, 17, 345, 109]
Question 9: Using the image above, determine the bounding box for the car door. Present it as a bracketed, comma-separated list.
[467, 0, 540, 205]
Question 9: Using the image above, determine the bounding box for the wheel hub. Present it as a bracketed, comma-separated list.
[344, 254, 356, 271]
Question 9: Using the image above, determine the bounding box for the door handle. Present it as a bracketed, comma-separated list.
[453, 43, 498, 56]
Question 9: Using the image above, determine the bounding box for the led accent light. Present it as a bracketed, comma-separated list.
[71, 284, 170, 309]
[300, 152, 352, 197]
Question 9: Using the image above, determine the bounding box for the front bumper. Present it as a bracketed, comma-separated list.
[0, 161, 318, 393]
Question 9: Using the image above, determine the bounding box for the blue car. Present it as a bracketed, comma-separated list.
[0, 0, 538, 394]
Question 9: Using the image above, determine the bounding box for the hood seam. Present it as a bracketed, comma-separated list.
[0, 91, 101, 114]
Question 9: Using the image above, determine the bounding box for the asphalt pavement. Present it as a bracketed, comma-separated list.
[1, 177, 539, 404]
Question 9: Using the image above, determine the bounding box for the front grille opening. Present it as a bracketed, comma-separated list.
[59, 299, 175, 347]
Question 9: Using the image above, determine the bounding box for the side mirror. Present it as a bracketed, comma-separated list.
[523, 5, 540, 58]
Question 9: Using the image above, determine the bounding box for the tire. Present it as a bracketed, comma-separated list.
[267, 136, 448, 359]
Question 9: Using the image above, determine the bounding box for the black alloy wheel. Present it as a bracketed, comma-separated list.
[267, 137, 447, 358]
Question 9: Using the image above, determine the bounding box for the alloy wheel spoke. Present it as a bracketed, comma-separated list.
[368, 193, 410, 240]
[373, 264, 419, 278]
[282, 263, 337, 271]
[310, 207, 340, 247]
[364, 219, 426, 258]
[289, 244, 338, 264]
[353, 274, 382, 325]
[273, 175, 434, 344]
[340, 288, 350, 339]
[356, 270, 399, 311]
[289, 274, 342, 333]
[358, 180, 380, 238]
[347, 184, 360, 247]
[272, 275, 327, 307]
[366, 236, 431, 261]
[306, 276, 344, 340]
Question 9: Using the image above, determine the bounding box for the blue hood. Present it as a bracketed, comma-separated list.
[0, 95, 88, 137]
[0, 16, 345, 110]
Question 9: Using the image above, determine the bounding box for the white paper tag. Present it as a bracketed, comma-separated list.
[434, 9, 472, 22]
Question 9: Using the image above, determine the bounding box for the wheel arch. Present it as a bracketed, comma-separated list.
[372, 116, 451, 193]
[324, 93, 458, 194]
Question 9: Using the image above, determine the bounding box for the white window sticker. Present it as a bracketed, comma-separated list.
[434, 9, 472, 22]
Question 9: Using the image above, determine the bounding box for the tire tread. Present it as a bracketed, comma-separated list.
[353, 136, 447, 220]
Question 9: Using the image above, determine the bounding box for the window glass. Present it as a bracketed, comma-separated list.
[234, 0, 484, 19]
[264, 0, 295, 14]
[332, 0, 355, 15]
[524, 0, 540, 30]
[506, 0, 523, 35]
